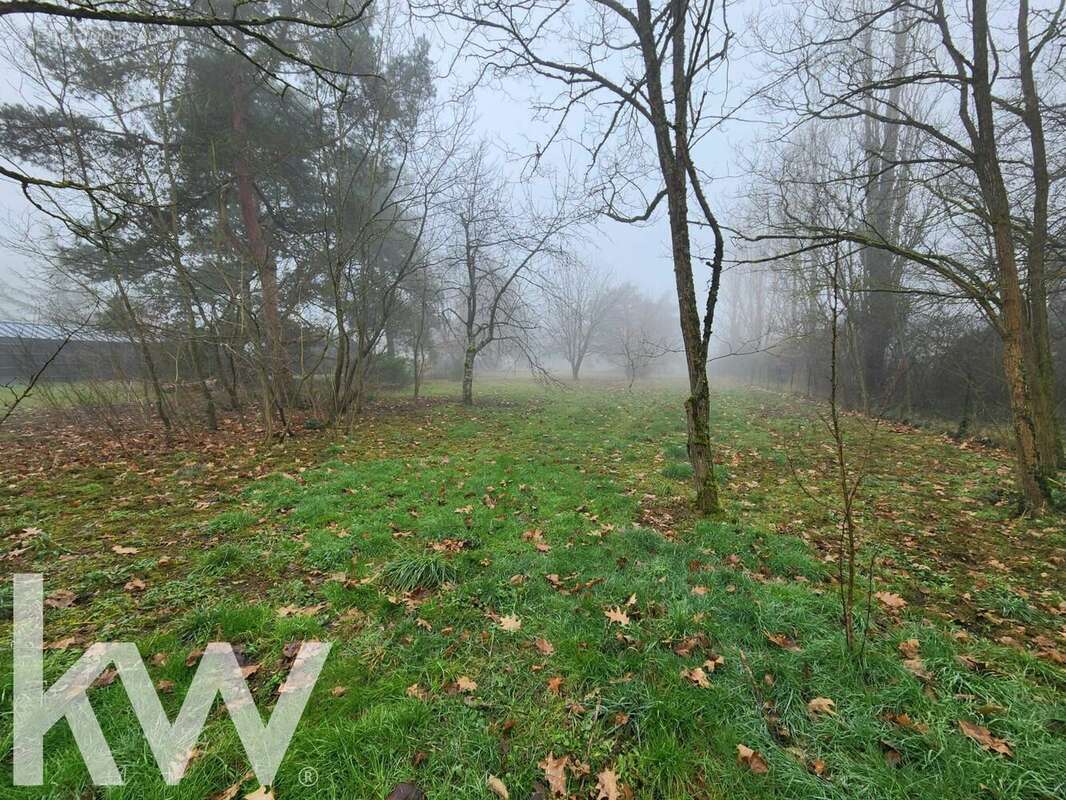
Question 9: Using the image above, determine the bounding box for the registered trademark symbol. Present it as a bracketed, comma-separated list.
[298, 766, 318, 787]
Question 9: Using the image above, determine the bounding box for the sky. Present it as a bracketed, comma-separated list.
[0, 3, 758, 320]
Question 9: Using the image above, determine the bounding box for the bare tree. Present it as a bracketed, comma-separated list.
[420, 0, 733, 513]
[603, 283, 679, 386]
[754, 0, 1066, 511]
[541, 255, 616, 380]
[441, 146, 570, 405]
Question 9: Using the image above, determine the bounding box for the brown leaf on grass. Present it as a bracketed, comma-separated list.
[498, 614, 522, 632]
[955, 653, 989, 672]
[92, 668, 118, 689]
[691, 586, 708, 596]
[672, 634, 707, 657]
[213, 772, 252, 800]
[185, 648, 204, 667]
[902, 658, 934, 682]
[487, 775, 509, 799]
[111, 545, 140, 555]
[538, 753, 568, 796]
[276, 603, 326, 618]
[406, 683, 429, 700]
[897, 639, 920, 659]
[604, 607, 630, 626]
[45, 636, 77, 651]
[736, 744, 769, 774]
[547, 675, 565, 695]
[595, 769, 621, 800]
[243, 787, 274, 800]
[534, 637, 555, 656]
[765, 632, 801, 652]
[331, 686, 348, 697]
[958, 720, 1013, 757]
[703, 654, 725, 672]
[880, 741, 902, 767]
[682, 666, 711, 688]
[124, 577, 147, 593]
[44, 589, 76, 609]
[882, 712, 929, 733]
[876, 591, 907, 611]
[807, 697, 837, 717]
[456, 676, 477, 693]
[385, 783, 426, 800]
[156, 679, 175, 694]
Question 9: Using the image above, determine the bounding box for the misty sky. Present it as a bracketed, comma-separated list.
[0, 5, 757, 320]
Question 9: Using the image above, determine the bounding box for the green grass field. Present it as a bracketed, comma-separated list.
[0, 380, 1063, 799]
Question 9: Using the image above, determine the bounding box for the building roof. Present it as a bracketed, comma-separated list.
[0, 320, 130, 344]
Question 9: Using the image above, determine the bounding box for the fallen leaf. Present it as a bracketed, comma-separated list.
[487, 774, 509, 799]
[213, 772, 252, 800]
[244, 786, 274, 800]
[807, 697, 836, 716]
[44, 589, 76, 609]
[406, 683, 429, 700]
[881, 741, 902, 767]
[604, 607, 630, 626]
[958, 720, 1013, 757]
[882, 712, 929, 733]
[736, 743, 769, 774]
[276, 603, 326, 618]
[595, 769, 620, 800]
[498, 614, 522, 632]
[765, 632, 801, 652]
[456, 676, 477, 693]
[92, 668, 118, 689]
[547, 675, 565, 695]
[534, 637, 555, 656]
[703, 654, 725, 672]
[682, 666, 711, 688]
[112, 545, 140, 555]
[156, 679, 175, 694]
[385, 783, 426, 800]
[898, 638, 920, 659]
[45, 636, 77, 651]
[124, 577, 147, 593]
[538, 753, 568, 796]
[876, 591, 907, 611]
[331, 686, 348, 697]
[902, 658, 934, 682]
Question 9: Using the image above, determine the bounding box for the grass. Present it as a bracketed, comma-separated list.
[0, 379, 1063, 799]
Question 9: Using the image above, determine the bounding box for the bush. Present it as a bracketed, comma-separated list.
[368, 354, 413, 388]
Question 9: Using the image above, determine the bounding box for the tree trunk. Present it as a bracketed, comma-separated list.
[971, 0, 1053, 511]
[231, 79, 290, 411]
[1001, 324, 1049, 511]
[462, 345, 475, 405]
[635, 0, 722, 516]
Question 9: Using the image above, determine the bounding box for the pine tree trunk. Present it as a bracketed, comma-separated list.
[231, 81, 290, 411]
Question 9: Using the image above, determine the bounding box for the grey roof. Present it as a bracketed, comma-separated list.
[0, 320, 130, 343]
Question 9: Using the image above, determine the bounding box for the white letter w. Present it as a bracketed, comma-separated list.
[13, 574, 330, 786]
